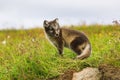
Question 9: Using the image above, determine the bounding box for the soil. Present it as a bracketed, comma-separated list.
[48, 64, 120, 80]
[48, 69, 76, 80]
[99, 64, 120, 80]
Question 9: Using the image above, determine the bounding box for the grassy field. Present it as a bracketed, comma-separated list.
[0, 25, 120, 80]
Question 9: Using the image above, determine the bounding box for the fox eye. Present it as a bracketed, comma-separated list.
[49, 27, 53, 30]
[48, 27, 54, 33]
[50, 30, 53, 33]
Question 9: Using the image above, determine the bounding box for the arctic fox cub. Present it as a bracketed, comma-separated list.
[43, 18, 91, 59]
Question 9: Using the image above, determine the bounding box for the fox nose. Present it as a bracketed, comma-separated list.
[55, 30, 60, 37]
[55, 34, 59, 37]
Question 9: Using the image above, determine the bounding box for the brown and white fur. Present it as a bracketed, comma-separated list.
[43, 18, 91, 59]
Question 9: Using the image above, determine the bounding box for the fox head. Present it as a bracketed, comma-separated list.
[43, 18, 60, 37]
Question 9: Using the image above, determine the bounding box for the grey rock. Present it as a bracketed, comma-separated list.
[72, 67, 101, 80]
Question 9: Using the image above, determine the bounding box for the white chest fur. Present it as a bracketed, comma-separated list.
[44, 31, 58, 47]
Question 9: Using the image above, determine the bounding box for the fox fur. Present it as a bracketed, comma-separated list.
[43, 18, 91, 59]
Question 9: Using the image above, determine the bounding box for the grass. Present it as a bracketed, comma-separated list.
[0, 25, 120, 80]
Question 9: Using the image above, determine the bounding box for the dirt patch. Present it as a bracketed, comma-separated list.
[99, 64, 120, 80]
[48, 69, 76, 80]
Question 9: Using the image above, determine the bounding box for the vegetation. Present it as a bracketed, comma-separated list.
[0, 25, 120, 80]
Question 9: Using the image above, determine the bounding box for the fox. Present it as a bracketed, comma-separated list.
[43, 18, 91, 59]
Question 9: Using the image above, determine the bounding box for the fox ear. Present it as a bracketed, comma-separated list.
[54, 18, 59, 23]
[43, 20, 49, 27]
[44, 20, 49, 25]
[43, 20, 48, 25]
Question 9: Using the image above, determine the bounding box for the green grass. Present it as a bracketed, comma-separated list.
[0, 25, 120, 79]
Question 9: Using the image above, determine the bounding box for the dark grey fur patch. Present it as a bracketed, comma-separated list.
[70, 36, 88, 55]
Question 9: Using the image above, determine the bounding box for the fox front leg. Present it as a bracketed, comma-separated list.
[57, 40, 64, 56]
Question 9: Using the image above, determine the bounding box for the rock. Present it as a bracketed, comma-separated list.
[72, 67, 101, 80]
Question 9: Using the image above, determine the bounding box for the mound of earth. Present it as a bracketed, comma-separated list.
[99, 64, 120, 80]
[48, 64, 120, 80]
